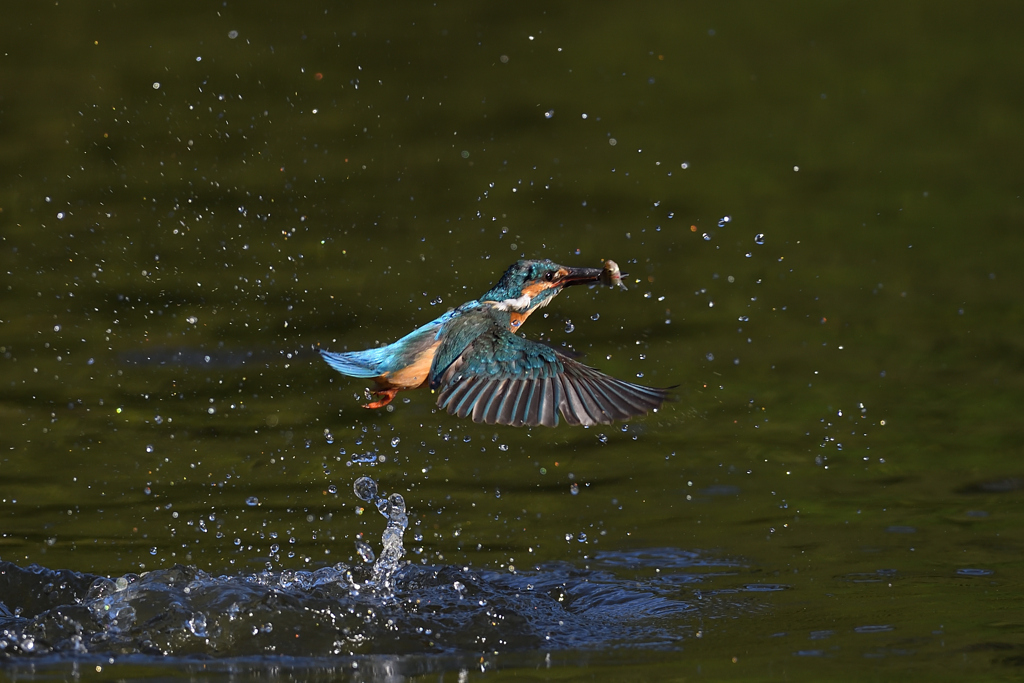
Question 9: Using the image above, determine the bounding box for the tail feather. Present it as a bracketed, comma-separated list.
[320, 348, 388, 379]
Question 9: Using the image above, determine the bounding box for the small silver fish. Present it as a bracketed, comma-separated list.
[600, 259, 628, 290]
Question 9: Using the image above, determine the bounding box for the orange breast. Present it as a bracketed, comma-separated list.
[379, 340, 441, 389]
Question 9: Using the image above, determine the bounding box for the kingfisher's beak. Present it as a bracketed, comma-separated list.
[560, 266, 606, 287]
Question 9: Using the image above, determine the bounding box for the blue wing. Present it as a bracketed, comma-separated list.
[429, 307, 667, 427]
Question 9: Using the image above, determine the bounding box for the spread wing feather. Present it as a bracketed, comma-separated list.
[430, 306, 668, 427]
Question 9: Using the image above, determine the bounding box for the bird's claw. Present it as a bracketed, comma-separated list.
[362, 387, 399, 409]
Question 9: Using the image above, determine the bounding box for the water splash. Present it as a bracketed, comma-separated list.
[0, 487, 766, 668]
[0, 546, 748, 662]
[353, 476, 409, 591]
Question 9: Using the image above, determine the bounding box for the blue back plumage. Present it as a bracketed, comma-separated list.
[320, 311, 455, 379]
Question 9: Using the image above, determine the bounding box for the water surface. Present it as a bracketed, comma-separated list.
[2, 2, 1024, 680]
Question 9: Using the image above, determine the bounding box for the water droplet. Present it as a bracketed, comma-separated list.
[591, 313, 600, 321]
[246, 496, 259, 506]
[738, 315, 749, 322]
[328, 484, 338, 494]
[228, 30, 239, 39]
[387, 493, 407, 519]
[754, 233, 765, 245]
[430, 296, 442, 306]
[145, 444, 154, 453]
[355, 539, 375, 563]
[353, 476, 378, 502]
[702, 232, 711, 241]
[706, 353, 715, 361]
[391, 437, 400, 448]
[570, 483, 579, 495]
[564, 321, 575, 333]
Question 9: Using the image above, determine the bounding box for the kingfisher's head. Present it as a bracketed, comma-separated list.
[480, 259, 604, 324]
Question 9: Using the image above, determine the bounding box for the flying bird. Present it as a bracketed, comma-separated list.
[321, 259, 668, 427]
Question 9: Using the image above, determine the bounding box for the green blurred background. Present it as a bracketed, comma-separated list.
[2, 1, 1024, 679]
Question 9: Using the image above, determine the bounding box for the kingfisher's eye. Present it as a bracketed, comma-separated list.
[544, 272, 555, 281]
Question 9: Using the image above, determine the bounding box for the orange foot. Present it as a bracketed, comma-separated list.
[363, 387, 400, 409]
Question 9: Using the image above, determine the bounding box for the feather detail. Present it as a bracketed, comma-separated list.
[430, 305, 668, 427]
[320, 348, 388, 379]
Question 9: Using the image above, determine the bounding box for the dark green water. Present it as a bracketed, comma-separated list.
[3, 2, 1024, 680]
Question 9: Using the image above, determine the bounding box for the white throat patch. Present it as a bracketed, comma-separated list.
[491, 294, 533, 311]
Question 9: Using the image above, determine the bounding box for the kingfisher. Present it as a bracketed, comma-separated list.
[320, 259, 668, 427]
